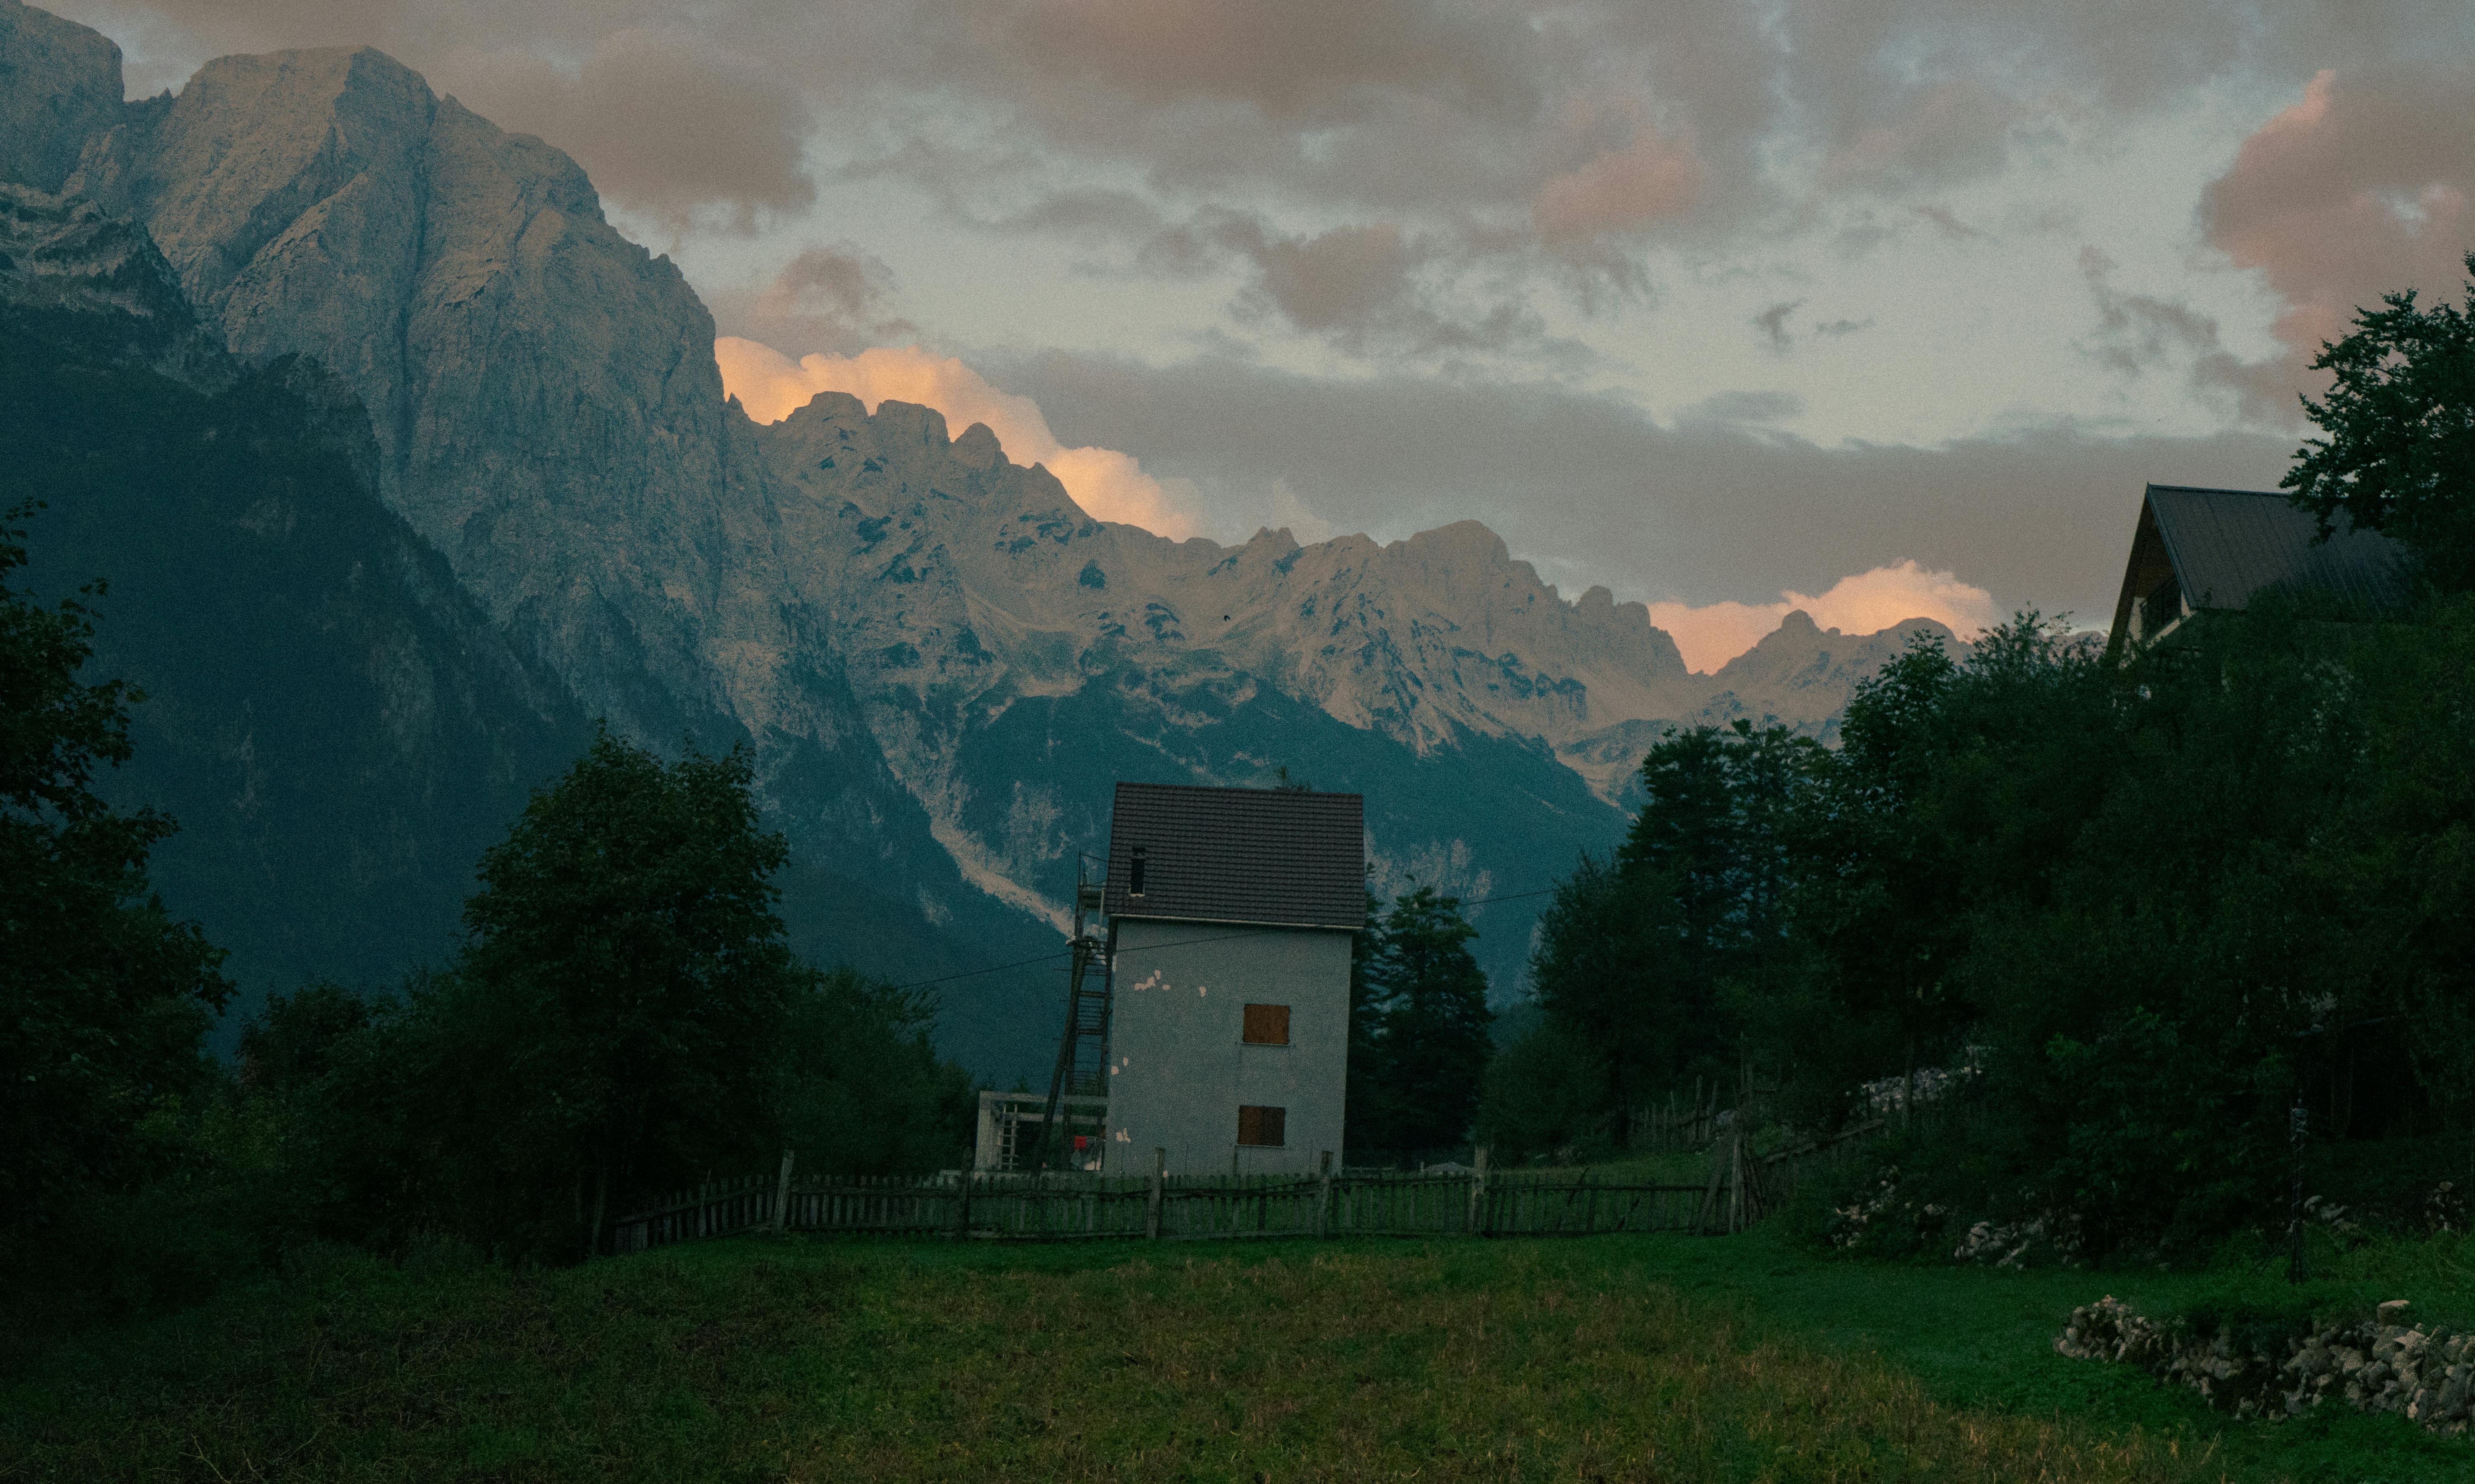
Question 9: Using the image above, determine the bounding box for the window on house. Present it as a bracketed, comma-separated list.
[1236, 1105, 1287, 1147]
[2139, 575, 2183, 640]
[1242, 1003, 1291, 1045]
[1129, 845, 1146, 896]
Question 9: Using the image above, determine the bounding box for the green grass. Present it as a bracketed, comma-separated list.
[4, 1226, 2468, 1482]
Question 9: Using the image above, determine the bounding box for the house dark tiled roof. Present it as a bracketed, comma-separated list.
[1105, 782, 1366, 930]
[2108, 484, 2412, 650]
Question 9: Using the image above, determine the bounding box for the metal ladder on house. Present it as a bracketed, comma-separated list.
[1035, 857, 1113, 1167]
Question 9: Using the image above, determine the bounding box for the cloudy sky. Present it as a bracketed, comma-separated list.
[56, 0, 2475, 666]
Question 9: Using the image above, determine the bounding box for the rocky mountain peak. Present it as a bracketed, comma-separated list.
[0, 0, 117, 193]
[0, 7, 1959, 1041]
[73, 47, 439, 316]
[951, 421, 1003, 470]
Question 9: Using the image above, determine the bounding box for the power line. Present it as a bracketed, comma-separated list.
[886, 883, 1564, 993]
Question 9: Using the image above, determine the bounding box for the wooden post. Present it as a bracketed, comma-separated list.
[1317, 1151, 1334, 1239]
[770, 1150, 797, 1233]
[1466, 1146, 1490, 1236]
[1147, 1147, 1165, 1240]
[955, 1167, 973, 1240]
[1698, 1132, 1728, 1233]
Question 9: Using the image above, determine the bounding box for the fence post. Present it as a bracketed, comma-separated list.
[955, 1166, 974, 1240]
[1317, 1151, 1333, 1239]
[1698, 1133, 1728, 1232]
[1466, 1146, 1489, 1236]
[1147, 1147, 1165, 1240]
[769, 1150, 797, 1233]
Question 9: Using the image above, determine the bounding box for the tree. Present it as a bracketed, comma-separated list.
[1620, 719, 1825, 1067]
[1523, 719, 1825, 1144]
[775, 966, 977, 1176]
[2285, 251, 2475, 591]
[442, 724, 800, 1257]
[1348, 887, 1493, 1155]
[0, 500, 228, 1222]
[1527, 851, 1691, 1139]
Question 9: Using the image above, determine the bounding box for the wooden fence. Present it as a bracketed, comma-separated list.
[610, 1142, 1813, 1256]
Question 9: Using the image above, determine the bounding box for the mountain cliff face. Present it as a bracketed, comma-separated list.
[0, 3, 1947, 1075]
[2, 177, 591, 1021]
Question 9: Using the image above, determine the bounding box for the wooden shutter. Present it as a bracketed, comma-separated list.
[1237, 1105, 1287, 1147]
[1242, 1003, 1291, 1044]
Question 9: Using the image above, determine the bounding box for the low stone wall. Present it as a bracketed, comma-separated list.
[2057, 1296, 2473, 1435]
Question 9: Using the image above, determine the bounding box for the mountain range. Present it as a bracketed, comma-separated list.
[0, 0, 1947, 1079]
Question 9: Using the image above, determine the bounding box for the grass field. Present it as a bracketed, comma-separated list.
[4, 1225, 2468, 1482]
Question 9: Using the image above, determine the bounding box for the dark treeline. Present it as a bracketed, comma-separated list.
[1488, 257, 2475, 1261]
[4, 497, 972, 1330]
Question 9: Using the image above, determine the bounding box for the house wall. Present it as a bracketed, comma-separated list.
[1099, 919, 1353, 1178]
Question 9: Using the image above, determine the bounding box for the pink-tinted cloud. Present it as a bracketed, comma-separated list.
[2201, 65, 2475, 376]
[714, 337, 1202, 538]
[1532, 127, 1703, 243]
[1647, 559, 1997, 672]
[441, 27, 814, 227]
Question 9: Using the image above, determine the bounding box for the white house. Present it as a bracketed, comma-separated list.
[1096, 782, 1365, 1177]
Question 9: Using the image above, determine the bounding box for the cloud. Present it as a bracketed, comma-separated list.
[714, 337, 1202, 538]
[1266, 478, 1333, 544]
[985, 348, 2295, 623]
[1135, 207, 1559, 358]
[2076, 246, 2291, 422]
[441, 27, 815, 227]
[1911, 204, 1983, 241]
[2200, 64, 2475, 383]
[1753, 300, 1801, 348]
[1532, 127, 1703, 243]
[710, 245, 918, 358]
[1819, 80, 2021, 192]
[1688, 389, 1804, 423]
[1648, 561, 2000, 672]
[1004, 0, 1535, 124]
[81, 0, 2474, 400]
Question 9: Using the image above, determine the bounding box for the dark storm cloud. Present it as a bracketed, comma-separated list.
[985, 349, 2294, 619]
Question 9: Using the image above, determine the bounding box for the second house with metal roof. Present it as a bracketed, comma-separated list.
[1097, 781, 1366, 1178]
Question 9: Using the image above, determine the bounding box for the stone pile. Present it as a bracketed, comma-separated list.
[2057, 1295, 2474, 1435]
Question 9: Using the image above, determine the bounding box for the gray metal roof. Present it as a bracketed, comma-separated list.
[1104, 782, 1366, 930]
[2107, 484, 2411, 648]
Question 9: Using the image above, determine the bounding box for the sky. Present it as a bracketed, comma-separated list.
[54, 0, 2475, 667]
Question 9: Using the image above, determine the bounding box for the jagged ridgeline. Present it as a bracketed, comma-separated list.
[0, 0, 1938, 1079]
